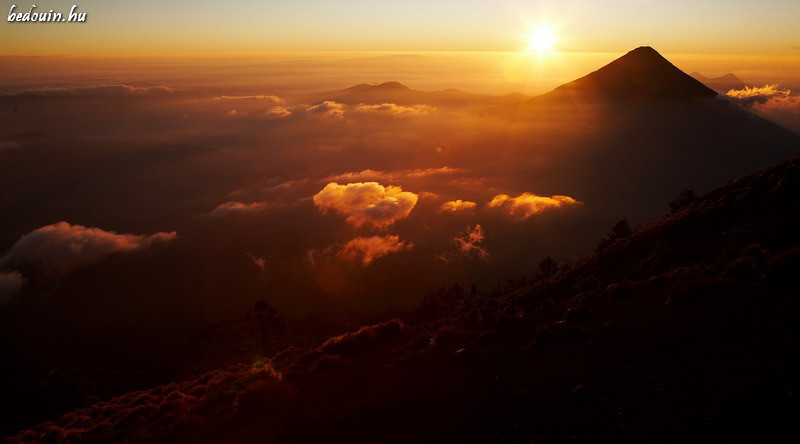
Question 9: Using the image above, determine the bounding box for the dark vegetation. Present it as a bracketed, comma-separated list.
[10, 151, 800, 442]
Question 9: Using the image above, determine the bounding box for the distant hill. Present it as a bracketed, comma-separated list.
[322, 81, 530, 107]
[690, 72, 747, 94]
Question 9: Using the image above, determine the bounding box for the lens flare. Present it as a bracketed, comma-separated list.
[527, 25, 557, 54]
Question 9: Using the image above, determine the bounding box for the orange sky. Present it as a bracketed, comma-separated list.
[2, 1, 800, 56]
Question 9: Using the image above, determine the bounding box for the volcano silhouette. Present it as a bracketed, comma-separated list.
[493, 46, 799, 219]
[553, 46, 717, 100]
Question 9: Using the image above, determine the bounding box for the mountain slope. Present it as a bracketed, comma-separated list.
[12, 150, 800, 442]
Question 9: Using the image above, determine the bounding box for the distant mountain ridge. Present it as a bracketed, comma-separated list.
[690, 72, 747, 94]
[325, 81, 530, 107]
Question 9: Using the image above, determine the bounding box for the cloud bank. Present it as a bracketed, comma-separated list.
[4, 222, 177, 275]
[7, 85, 173, 98]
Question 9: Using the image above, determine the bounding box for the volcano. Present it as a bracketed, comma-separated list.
[494, 47, 799, 220]
[554, 46, 718, 100]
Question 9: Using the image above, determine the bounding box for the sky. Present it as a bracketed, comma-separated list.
[2, 0, 800, 55]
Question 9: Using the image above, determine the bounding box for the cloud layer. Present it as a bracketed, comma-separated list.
[4, 222, 177, 275]
[488, 193, 581, 220]
[313, 182, 419, 229]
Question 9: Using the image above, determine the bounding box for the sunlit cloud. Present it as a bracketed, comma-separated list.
[354, 103, 435, 115]
[3, 222, 177, 275]
[213, 94, 284, 103]
[207, 201, 273, 217]
[312, 182, 419, 229]
[439, 199, 477, 213]
[0, 271, 24, 304]
[725, 85, 800, 132]
[451, 224, 488, 260]
[488, 193, 581, 220]
[306, 101, 346, 118]
[262, 106, 292, 118]
[324, 166, 466, 184]
[338, 235, 413, 266]
[725, 84, 791, 106]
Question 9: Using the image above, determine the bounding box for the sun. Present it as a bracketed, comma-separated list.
[527, 25, 557, 54]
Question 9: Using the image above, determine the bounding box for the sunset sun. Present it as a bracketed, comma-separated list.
[527, 25, 557, 53]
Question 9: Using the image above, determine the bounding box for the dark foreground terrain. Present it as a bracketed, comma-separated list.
[10, 148, 800, 442]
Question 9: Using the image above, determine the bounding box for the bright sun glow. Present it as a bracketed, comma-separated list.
[527, 26, 557, 54]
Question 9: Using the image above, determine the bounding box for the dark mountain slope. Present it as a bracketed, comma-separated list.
[13, 151, 800, 442]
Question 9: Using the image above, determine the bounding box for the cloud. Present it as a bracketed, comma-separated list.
[488, 193, 581, 220]
[6, 85, 173, 98]
[213, 95, 284, 103]
[0, 271, 23, 304]
[3, 222, 177, 275]
[247, 252, 266, 270]
[439, 199, 477, 213]
[207, 201, 272, 217]
[306, 101, 346, 118]
[313, 182, 419, 229]
[353, 103, 435, 115]
[725, 85, 800, 132]
[451, 224, 488, 260]
[725, 85, 791, 106]
[324, 166, 465, 184]
[262, 106, 292, 118]
[338, 235, 413, 266]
